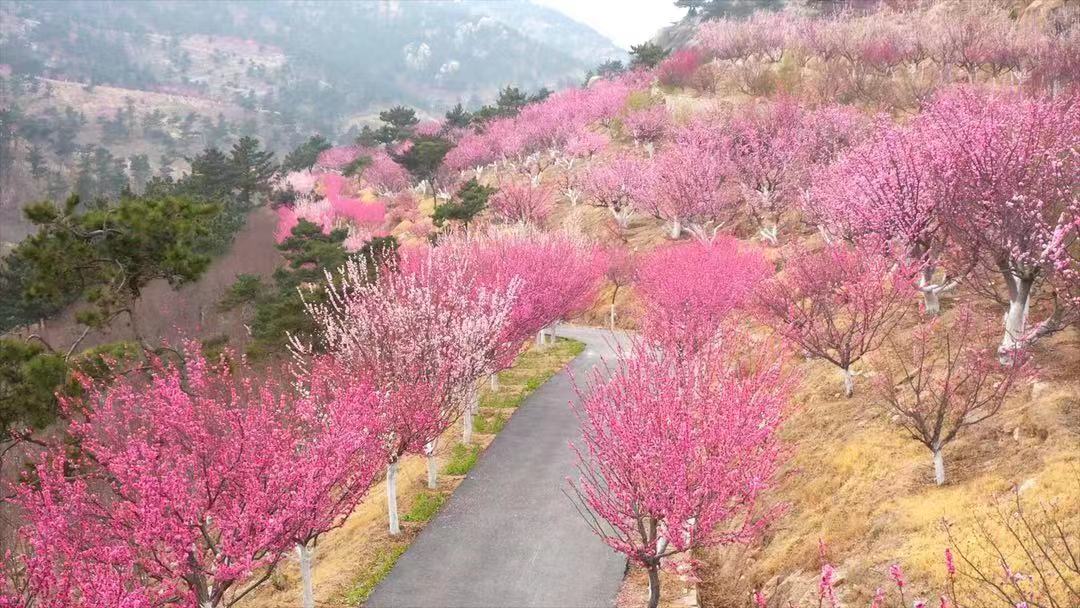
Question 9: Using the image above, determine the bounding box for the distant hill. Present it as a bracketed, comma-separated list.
[0, 0, 624, 129]
[0, 0, 624, 239]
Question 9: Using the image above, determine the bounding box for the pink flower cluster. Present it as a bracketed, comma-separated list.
[442, 75, 642, 174]
[695, 3, 1079, 91]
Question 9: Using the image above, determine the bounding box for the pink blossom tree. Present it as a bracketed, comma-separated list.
[727, 100, 864, 245]
[316, 146, 364, 170]
[755, 244, 915, 397]
[561, 130, 609, 166]
[603, 246, 635, 330]
[362, 152, 412, 195]
[442, 135, 497, 180]
[7, 345, 386, 608]
[433, 228, 606, 358]
[300, 254, 517, 529]
[622, 105, 670, 156]
[489, 181, 553, 226]
[635, 237, 771, 355]
[873, 306, 1030, 485]
[569, 334, 791, 608]
[918, 88, 1079, 356]
[810, 124, 955, 313]
[725, 99, 811, 244]
[650, 120, 735, 239]
[583, 152, 654, 231]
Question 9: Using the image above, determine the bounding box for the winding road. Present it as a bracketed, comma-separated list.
[367, 325, 630, 608]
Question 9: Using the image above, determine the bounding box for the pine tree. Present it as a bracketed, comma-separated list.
[229, 136, 278, 207]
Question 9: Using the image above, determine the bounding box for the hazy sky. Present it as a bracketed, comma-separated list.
[533, 0, 686, 49]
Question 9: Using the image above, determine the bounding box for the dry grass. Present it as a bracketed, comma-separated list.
[617, 563, 698, 608]
[237, 337, 585, 608]
[696, 316, 1080, 607]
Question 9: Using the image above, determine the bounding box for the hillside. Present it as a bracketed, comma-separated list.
[0, 1, 1077, 608]
[0, 0, 624, 240]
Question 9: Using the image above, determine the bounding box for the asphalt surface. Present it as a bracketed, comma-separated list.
[367, 325, 630, 608]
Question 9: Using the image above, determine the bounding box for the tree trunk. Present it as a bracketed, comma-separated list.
[919, 265, 941, 315]
[463, 407, 473, 445]
[1000, 275, 1033, 361]
[923, 288, 941, 316]
[297, 543, 315, 608]
[536, 329, 545, 348]
[548, 322, 558, 342]
[933, 445, 945, 486]
[490, 373, 500, 391]
[387, 461, 400, 535]
[841, 367, 855, 398]
[669, 218, 681, 239]
[425, 440, 438, 489]
[646, 566, 661, 608]
[759, 222, 778, 246]
[609, 302, 616, 331]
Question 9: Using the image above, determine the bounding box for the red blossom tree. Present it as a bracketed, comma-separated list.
[755, 244, 915, 397]
[656, 48, 703, 87]
[6, 345, 385, 608]
[569, 334, 791, 608]
[873, 306, 1030, 485]
[635, 237, 771, 355]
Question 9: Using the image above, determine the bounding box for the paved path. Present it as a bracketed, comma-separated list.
[368, 326, 629, 608]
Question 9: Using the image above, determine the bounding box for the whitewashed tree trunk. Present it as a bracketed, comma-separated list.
[536, 329, 545, 347]
[1000, 275, 1033, 361]
[919, 265, 941, 315]
[923, 287, 941, 315]
[610, 207, 632, 229]
[758, 223, 778, 246]
[644, 142, 655, 158]
[548, 322, 558, 341]
[297, 543, 315, 608]
[932, 444, 946, 486]
[565, 188, 580, 206]
[490, 373, 500, 391]
[387, 461, 400, 535]
[669, 218, 682, 239]
[841, 367, 855, 398]
[463, 407, 473, 445]
[425, 440, 438, 489]
[609, 302, 617, 331]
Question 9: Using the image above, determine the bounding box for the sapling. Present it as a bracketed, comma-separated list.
[873, 306, 1029, 485]
[756, 244, 914, 397]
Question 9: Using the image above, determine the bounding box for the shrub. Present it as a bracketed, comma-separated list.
[657, 48, 703, 88]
